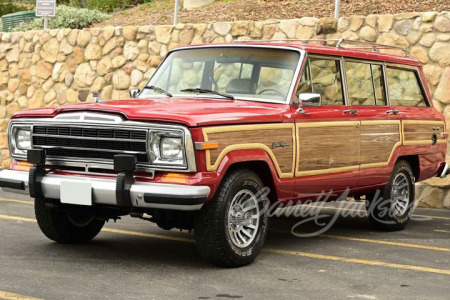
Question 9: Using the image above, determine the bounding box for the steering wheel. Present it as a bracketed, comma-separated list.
[257, 88, 286, 98]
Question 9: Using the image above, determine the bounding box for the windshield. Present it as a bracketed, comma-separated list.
[139, 47, 301, 103]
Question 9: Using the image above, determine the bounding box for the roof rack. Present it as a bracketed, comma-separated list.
[232, 39, 408, 56]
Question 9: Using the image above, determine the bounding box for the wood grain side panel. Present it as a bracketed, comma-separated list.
[297, 123, 360, 174]
[361, 124, 400, 165]
[403, 121, 445, 145]
[203, 124, 295, 178]
[208, 129, 294, 173]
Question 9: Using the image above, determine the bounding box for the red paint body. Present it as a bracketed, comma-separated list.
[11, 43, 447, 204]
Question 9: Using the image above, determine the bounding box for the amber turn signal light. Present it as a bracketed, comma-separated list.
[195, 141, 219, 150]
[161, 173, 190, 184]
[11, 160, 34, 172]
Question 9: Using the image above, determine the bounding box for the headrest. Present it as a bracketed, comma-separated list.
[226, 79, 255, 94]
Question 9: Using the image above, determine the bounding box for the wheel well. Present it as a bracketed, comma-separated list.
[396, 155, 420, 181]
[224, 161, 278, 203]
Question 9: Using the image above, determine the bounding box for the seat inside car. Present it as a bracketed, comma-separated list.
[226, 79, 256, 94]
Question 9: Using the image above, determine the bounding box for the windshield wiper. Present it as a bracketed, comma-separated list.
[143, 86, 173, 97]
[181, 88, 235, 100]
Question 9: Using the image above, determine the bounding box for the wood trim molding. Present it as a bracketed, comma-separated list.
[203, 124, 296, 178]
[201, 120, 445, 180]
[402, 120, 446, 146]
[359, 120, 402, 170]
[295, 121, 360, 177]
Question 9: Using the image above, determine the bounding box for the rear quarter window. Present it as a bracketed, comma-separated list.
[386, 67, 428, 107]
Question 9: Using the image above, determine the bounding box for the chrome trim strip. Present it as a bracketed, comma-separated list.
[0, 170, 209, 211]
[33, 145, 147, 155]
[145, 44, 306, 105]
[33, 133, 146, 143]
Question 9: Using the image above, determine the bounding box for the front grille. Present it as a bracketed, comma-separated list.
[32, 126, 148, 163]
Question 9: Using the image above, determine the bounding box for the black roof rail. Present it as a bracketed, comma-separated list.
[232, 38, 408, 56]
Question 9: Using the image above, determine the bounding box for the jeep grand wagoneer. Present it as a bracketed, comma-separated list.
[0, 40, 447, 267]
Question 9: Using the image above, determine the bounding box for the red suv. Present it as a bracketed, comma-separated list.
[0, 40, 447, 267]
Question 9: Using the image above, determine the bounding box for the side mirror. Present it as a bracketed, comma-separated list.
[297, 93, 321, 114]
[129, 89, 141, 98]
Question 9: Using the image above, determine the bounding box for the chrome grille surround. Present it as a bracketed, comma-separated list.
[7, 112, 197, 173]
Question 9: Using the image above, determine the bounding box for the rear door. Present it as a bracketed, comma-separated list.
[293, 55, 360, 197]
[344, 59, 402, 187]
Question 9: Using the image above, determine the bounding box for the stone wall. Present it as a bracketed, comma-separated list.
[0, 11, 449, 207]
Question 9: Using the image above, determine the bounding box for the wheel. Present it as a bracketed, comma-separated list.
[194, 169, 269, 267]
[34, 198, 105, 243]
[366, 161, 415, 231]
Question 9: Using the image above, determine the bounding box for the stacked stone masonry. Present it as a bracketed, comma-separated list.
[0, 11, 449, 207]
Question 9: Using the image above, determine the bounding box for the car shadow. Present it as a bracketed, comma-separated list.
[34, 212, 382, 268]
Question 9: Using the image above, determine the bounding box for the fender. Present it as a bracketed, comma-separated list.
[209, 148, 295, 201]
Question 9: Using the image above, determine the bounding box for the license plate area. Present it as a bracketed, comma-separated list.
[60, 181, 92, 206]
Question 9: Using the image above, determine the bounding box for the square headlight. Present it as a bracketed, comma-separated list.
[160, 137, 183, 160]
[149, 130, 186, 167]
[9, 124, 32, 157]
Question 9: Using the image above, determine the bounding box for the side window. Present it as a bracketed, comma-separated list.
[308, 57, 344, 105]
[372, 65, 387, 106]
[345, 62, 387, 106]
[386, 67, 427, 107]
[346, 62, 375, 105]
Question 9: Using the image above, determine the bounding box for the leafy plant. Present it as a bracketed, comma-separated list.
[0, 1, 28, 17]
[12, 5, 110, 31]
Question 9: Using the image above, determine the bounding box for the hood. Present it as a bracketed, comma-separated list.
[12, 97, 291, 127]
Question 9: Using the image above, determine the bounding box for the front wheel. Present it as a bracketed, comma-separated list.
[366, 161, 415, 231]
[35, 198, 105, 243]
[194, 169, 269, 267]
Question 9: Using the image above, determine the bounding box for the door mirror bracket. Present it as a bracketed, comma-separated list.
[296, 93, 321, 114]
[129, 89, 141, 98]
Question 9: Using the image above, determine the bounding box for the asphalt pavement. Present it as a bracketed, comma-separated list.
[0, 190, 449, 300]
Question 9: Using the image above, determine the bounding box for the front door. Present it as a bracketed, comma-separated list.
[293, 55, 360, 199]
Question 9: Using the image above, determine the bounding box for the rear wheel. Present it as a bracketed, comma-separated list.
[35, 198, 105, 243]
[194, 169, 269, 267]
[366, 161, 415, 231]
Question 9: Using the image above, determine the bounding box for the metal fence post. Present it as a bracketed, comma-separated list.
[174, 0, 180, 25]
[334, 0, 340, 19]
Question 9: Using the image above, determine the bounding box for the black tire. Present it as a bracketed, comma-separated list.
[366, 161, 415, 231]
[34, 198, 105, 243]
[194, 169, 269, 268]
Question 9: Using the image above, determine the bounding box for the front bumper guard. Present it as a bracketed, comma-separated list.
[0, 169, 210, 211]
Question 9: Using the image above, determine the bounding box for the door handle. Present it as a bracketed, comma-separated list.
[343, 109, 358, 115]
[386, 109, 399, 115]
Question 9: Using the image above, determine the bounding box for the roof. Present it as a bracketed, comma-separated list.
[234, 41, 421, 66]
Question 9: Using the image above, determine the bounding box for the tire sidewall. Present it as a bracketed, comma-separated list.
[369, 162, 415, 227]
[220, 172, 269, 264]
[390, 164, 415, 224]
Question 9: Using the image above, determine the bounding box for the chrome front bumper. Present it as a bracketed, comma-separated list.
[0, 169, 210, 211]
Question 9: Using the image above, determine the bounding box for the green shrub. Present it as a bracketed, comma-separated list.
[0, 2, 28, 17]
[87, 0, 153, 12]
[12, 5, 109, 31]
[0, 18, 2, 32]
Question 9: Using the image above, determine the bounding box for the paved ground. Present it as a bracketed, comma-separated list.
[0, 190, 449, 300]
